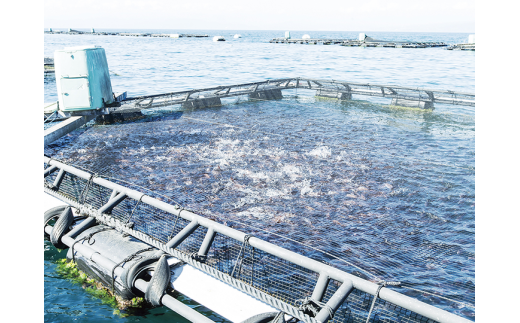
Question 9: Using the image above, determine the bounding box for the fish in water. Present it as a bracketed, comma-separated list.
[383, 183, 393, 190]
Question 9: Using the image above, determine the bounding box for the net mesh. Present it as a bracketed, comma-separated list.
[44, 95, 475, 321]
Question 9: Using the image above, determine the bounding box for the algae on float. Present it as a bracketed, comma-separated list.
[55, 259, 147, 316]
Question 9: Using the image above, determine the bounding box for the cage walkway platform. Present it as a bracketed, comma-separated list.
[44, 77, 475, 147]
[119, 77, 475, 110]
[44, 156, 472, 323]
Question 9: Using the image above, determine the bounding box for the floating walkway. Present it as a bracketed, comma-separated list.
[44, 76, 474, 151]
[119, 77, 475, 110]
[270, 38, 352, 45]
[44, 156, 472, 323]
[270, 38, 447, 48]
[447, 43, 475, 51]
[270, 33, 448, 48]
[448, 35, 475, 51]
[44, 77, 475, 145]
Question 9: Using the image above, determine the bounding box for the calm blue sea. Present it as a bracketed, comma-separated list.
[44, 29, 474, 322]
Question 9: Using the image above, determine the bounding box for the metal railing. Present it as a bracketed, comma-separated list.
[44, 155, 471, 323]
[119, 77, 474, 110]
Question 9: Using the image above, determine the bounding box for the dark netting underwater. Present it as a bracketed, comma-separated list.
[45, 95, 475, 321]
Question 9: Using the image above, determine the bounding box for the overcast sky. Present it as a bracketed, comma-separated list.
[44, 0, 475, 33]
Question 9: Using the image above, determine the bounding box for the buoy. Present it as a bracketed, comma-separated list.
[170, 34, 180, 38]
[49, 28, 53, 32]
[91, 28, 95, 33]
[468, 34, 475, 44]
[285, 31, 291, 39]
[213, 36, 225, 42]
[233, 34, 241, 39]
[302, 34, 311, 40]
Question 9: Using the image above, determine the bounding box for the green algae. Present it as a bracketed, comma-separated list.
[55, 259, 147, 317]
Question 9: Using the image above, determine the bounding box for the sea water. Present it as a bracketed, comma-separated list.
[44, 29, 474, 322]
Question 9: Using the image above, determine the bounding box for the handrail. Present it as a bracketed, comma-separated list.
[44, 156, 471, 323]
[119, 77, 474, 108]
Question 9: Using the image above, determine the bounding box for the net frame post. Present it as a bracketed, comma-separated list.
[156, 220, 200, 256]
[315, 279, 354, 323]
[311, 272, 331, 302]
[98, 191, 127, 214]
[44, 165, 58, 178]
[51, 168, 66, 190]
[198, 228, 216, 258]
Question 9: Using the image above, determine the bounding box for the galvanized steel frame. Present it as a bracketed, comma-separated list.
[120, 77, 475, 109]
[44, 156, 471, 323]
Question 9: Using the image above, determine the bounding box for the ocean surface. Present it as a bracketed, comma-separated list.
[44, 29, 475, 322]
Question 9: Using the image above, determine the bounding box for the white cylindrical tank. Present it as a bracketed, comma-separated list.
[54, 46, 114, 112]
[234, 34, 241, 38]
[170, 34, 180, 38]
[359, 33, 366, 41]
[213, 36, 226, 42]
[285, 31, 291, 39]
[302, 34, 311, 39]
[468, 34, 475, 44]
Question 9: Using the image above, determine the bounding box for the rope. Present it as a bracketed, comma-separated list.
[167, 205, 185, 241]
[110, 247, 155, 294]
[78, 173, 96, 205]
[44, 171, 473, 317]
[231, 234, 253, 278]
[71, 227, 113, 262]
[364, 281, 401, 323]
[296, 297, 334, 320]
[126, 194, 144, 225]
[46, 186, 317, 321]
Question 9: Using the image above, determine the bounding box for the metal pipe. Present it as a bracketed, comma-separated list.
[135, 279, 215, 323]
[154, 220, 200, 256]
[109, 189, 118, 200]
[315, 280, 353, 323]
[64, 217, 97, 240]
[43, 161, 471, 323]
[52, 169, 66, 190]
[198, 228, 216, 257]
[44, 165, 58, 178]
[311, 273, 330, 302]
[98, 192, 127, 214]
[45, 223, 216, 323]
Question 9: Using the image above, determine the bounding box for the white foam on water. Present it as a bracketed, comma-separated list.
[308, 146, 332, 159]
[236, 206, 269, 219]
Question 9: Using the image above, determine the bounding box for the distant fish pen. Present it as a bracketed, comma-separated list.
[44, 46, 475, 323]
[446, 44, 475, 51]
[44, 30, 209, 38]
[270, 33, 454, 49]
